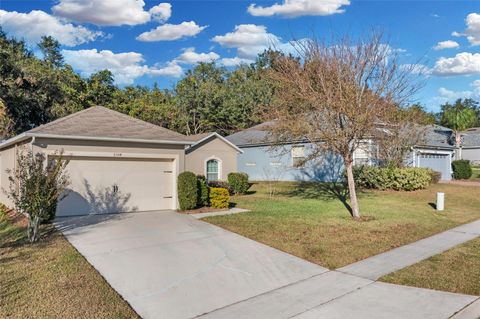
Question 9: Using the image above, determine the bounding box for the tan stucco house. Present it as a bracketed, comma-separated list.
[0, 106, 241, 216]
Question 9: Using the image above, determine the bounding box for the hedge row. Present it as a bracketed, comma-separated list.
[353, 166, 433, 191]
[177, 171, 249, 210]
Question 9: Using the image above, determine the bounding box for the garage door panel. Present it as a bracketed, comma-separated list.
[417, 153, 451, 181]
[57, 157, 174, 217]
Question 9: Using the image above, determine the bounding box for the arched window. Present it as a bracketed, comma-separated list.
[206, 159, 219, 181]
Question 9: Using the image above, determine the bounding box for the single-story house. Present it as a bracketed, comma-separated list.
[226, 123, 455, 181]
[460, 127, 480, 165]
[0, 106, 241, 216]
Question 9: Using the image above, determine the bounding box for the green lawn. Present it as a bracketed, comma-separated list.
[0, 211, 139, 319]
[205, 182, 480, 269]
[381, 237, 480, 296]
[471, 166, 480, 180]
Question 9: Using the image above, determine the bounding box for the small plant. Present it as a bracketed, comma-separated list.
[207, 180, 232, 194]
[209, 187, 230, 209]
[452, 160, 472, 180]
[196, 175, 209, 207]
[227, 172, 250, 195]
[5, 150, 70, 243]
[177, 171, 197, 210]
[428, 170, 442, 184]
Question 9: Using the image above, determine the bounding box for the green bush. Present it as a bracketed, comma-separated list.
[209, 187, 230, 209]
[452, 160, 472, 179]
[208, 180, 232, 194]
[197, 175, 209, 207]
[353, 166, 432, 191]
[177, 171, 198, 210]
[227, 172, 250, 194]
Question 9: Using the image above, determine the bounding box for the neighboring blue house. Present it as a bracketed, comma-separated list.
[226, 123, 455, 182]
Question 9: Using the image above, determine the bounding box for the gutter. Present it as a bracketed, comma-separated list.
[0, 132, 193, 150]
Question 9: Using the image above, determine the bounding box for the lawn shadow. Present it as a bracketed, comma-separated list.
[428, 202, 437, 210]
[284, 181, 355, 216]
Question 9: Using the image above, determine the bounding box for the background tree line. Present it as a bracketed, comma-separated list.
[0, 30, 479, 142]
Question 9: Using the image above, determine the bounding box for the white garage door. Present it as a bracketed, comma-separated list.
[57, 157, 175, 216]
[417, 153, 452, 181]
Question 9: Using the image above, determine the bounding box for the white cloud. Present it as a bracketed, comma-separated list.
[62, 49, 182, 85]
[433, 40, 459, 50]
[452, 13, 480, 46]
[136, 21, 207, 42]
[434, 80, 480, 104]
[433, 52, 480, 76]
[247, 0, 350, 17]
[219, 57, 255, 67]
[175, 48, 219, 64]
[149, 61, 183, 77]
[52, 0, 156, 26]
[400, 64, 432, 76]
[0, 9, 102, 46]
[212, 24, 280, 58]
[149, 3, 171, 23]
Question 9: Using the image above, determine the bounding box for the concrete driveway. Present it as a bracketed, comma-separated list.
[56, 211, 478, 319]
[55, 211, 326, 318]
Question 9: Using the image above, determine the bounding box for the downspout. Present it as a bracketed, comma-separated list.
[30, 136, 36, 152]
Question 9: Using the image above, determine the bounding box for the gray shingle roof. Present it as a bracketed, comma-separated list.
[28, 106, 189, 142]
[462, 131, 480, 147]
[227, 122, 455, 149]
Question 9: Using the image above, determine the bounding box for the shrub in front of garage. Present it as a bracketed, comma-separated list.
[452, 160, 472, 180]
[196, 175, 209, 207]
[209, 187, 230, 209]
[227, 172, 250, 195]
[178, 171, 198, 210]
[353, 166, 432, 191]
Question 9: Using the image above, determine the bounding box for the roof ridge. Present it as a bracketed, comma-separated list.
[98, 106, 187, 139]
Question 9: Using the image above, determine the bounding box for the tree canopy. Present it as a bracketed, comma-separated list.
[0, 30, 274, 138]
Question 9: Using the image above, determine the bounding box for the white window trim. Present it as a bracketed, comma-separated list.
[291, 145, 306, 168]
[204, 156, 222, 181]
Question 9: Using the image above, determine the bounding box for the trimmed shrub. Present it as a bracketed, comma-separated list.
[177, 171, 198, 210]
[227, 172, 250, 195]
[452, 160, 472, 180]
[429, 170, 442, 184]
[209, 187, 230, 209]
[208, 180, 232, 194]
[353, 166, 432, 191]
[197, 175, 209, 207]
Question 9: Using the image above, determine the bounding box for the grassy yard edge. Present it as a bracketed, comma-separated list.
[0, 209, 140, 319]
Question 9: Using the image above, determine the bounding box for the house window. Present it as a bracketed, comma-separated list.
[206, 159, 219, 181]
[291, 146, 305, 167]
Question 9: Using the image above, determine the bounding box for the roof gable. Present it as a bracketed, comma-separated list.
[28, 106, 188, 143]
[186, 132, 243, 153]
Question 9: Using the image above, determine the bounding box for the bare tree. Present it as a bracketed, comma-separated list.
[375, 106, 430, 168]
[263, 31, 422, 218]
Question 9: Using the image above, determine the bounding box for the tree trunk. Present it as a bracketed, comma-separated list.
[345, 161, 361, 219]
[28, 215, 41, 243]
[455, 131, 461, 160]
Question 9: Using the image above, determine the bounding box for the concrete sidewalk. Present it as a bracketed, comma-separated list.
[338, 219, 480, 280]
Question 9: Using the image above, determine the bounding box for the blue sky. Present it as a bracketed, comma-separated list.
[1, 0, 480, 112]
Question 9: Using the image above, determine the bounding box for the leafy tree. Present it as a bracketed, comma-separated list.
[439, 98, 479, 158]
[38, 36, 64, 67]
[6, 150, 70, 243]
[84, 70, 117, 106]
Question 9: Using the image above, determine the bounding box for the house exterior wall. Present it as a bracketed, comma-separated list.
[0, 141, 31, 207]
[237, 143, 344, 182]
[0, 137, 187, 211]
[185, 137, 238, 180]
[461, 148, 480, 165]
